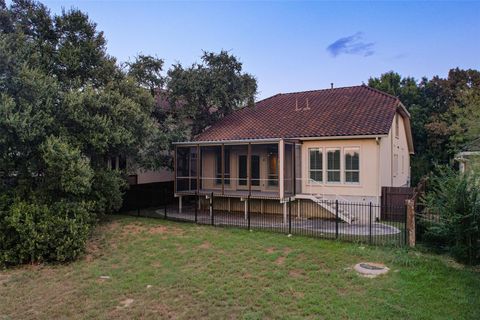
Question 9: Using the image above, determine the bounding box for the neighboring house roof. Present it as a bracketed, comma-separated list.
[193, 85, 413, 152]
[462, 137, 480, 152]
[456, 137, 480, 160]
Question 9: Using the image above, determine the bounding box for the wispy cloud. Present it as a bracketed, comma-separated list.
[326, 32, 375, 57]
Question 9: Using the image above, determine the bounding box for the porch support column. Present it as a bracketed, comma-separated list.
[196, 144, 200, 194]
[221, 143, 225, 195]
[174, 145, 177, 194]
[283, 201, 287, 224]
[292, 143, 296, 195]
[247, 143, 252, 196]
[297, 199, 301, 218]
[179, 195, 182, 214]
[279, 139, 285, 200]
[244, 199, 248, 220]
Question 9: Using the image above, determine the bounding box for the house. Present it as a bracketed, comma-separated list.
[173, 85, 414, 223]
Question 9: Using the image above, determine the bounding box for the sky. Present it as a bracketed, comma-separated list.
[20, 0, 480, 99]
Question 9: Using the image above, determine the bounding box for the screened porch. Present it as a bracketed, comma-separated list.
[174, 139, 299, 200]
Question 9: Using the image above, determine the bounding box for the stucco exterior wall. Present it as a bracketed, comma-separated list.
[379, 112, 411, 188]
[300, 139, 381, 202]
[136, 168, 174, 184]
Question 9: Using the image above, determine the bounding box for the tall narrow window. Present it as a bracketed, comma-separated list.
[344, 148, 360, 183]
[215, 148, 230, 185]
[327, 149, 341, 182]
[395, 114, 399, 138]
[309, 148, 322, 183]
[393, 154, 399, 177]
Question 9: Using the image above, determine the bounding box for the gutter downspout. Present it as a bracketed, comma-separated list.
[376, 137, 381, 205]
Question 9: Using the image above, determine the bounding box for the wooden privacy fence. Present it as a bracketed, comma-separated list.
[381, 186, 414, 221]
[381, 178, 428, 247]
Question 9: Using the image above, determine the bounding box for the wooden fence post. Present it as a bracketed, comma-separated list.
[405, 199, 416, 247]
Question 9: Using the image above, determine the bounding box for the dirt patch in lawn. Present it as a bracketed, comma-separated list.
[275, 256, 286, 266]
[0, 274, 12, 286]
[149, 225, 184, 236]
[121, 224, 184, 237]
[85, 241, 102, 262]
[198, 241, 212, 249]
[117, 298, 134, 309]
[266, 247, 276, 254]
[289, 269, 305, 278]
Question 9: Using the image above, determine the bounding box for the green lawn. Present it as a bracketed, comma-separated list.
[1, 215, 479, 319]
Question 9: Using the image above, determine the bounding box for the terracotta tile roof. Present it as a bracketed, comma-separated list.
[193, 85, 402, 142]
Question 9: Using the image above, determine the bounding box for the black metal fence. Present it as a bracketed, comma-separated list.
[120, 181, 174, 211]
[134, 193, 407, 247]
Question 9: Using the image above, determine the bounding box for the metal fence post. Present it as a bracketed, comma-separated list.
[369, 202, 372, 245]
[247, 195, 251, 230]
[335, 200, 339, 239]
[210, 192, 214, 226]
[163, 189, 167, 219]
[137, 188, 141, 217]
[288, 197, 292, 235]
[164, 203, 167, 220]
[194, 192, 198, 223]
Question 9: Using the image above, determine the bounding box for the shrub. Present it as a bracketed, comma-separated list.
[422, 166, 480, 265]
[0, 199, 94, 266]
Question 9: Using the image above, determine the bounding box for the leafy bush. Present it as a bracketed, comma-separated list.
[422, 166, 480, 265]
[90, 169, 127, 214]
[0, 199, 94, 266]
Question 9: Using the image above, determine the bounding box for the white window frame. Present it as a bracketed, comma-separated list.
[344, 147, 360, 184]
[395, 114, 400, 139]
[393, 154, 399, 177]
[326, 148, 341, 183]
[308, 148, 323, 184]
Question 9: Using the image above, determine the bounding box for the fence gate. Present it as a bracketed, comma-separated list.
[381, 186, 414, 221]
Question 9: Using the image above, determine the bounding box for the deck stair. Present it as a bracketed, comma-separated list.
[295, 194, 355, 224]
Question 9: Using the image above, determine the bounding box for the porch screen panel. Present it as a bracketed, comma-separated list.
[295, 144, 302, 193]
[284, 143, 294, 196]
[267, 146, 279, 187]
[189, 147, 198, 190]
[238, 155, 247, 186]
[215, 147, 231, 185]
[176, 147, 191, 192]
[251, 155, 260, 186]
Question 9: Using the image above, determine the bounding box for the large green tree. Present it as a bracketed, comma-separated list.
[368, 69, 480, 184]
[167, 50, 257, 137]
[0, 0, 157, 265]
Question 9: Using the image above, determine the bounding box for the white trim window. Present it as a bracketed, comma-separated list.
[327, 148, 341, 183]
[395, 114, 399, 138]
[309, 148, 323, 183]
[344, 147, 360, 183]
[393, 154, 399, 177]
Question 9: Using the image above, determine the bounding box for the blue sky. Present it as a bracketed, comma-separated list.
[23, 1, 480, 99]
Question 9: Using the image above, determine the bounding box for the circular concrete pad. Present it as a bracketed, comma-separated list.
[354, 262, 389, 278]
